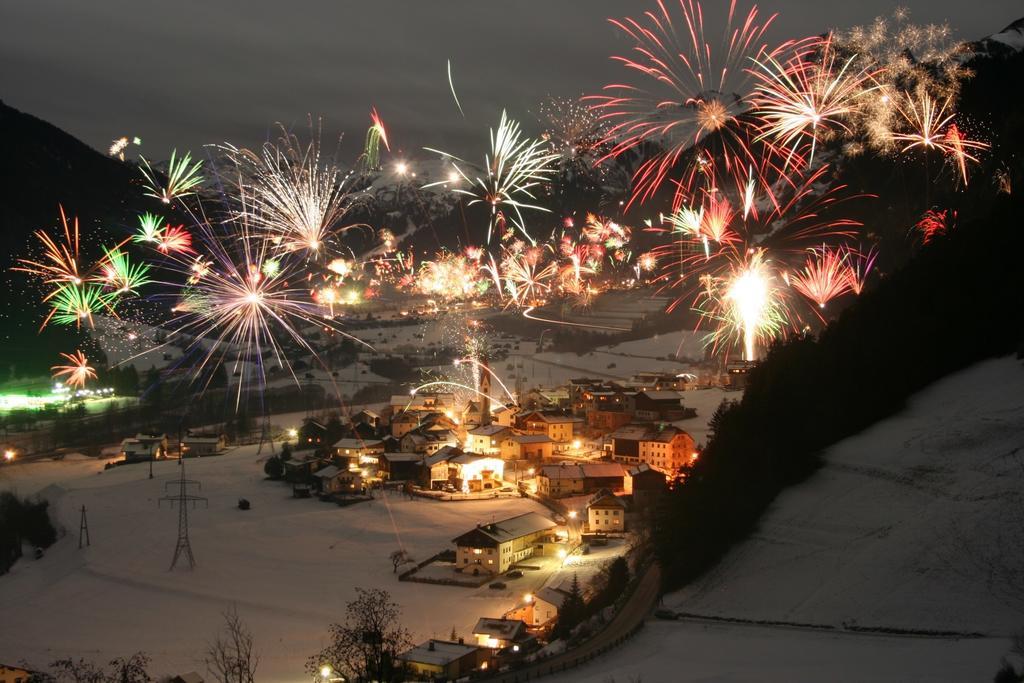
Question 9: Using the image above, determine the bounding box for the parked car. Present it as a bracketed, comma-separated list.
[488, 581, 507, 590]
[654, 609, 678, 620]
[506, 570, 524, 579]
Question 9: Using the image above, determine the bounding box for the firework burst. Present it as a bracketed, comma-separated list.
[219, 125, 365, 257]
[139, 149, 204, 204]
[588, 0, 806, 207]
[424, 110, 559, 244]
[51, 350, 98, 389]
[752, 36, 879, 167]
[789, 245, 853, 308]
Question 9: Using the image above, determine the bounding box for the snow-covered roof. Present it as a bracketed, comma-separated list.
[637, 390, 684, 401]
[332, 438, 382, 450]
[381, 452, 424, 463]
[472, 617, 526, 640]
[398, 640, 478, 666]
[507, 434, 553, 444]
[468, 424, 509, 437]
[534, 587, 569, 609]
[456, 512, 556, 545]
[313, 465, 341, 479]
[540, 463, 626, 480]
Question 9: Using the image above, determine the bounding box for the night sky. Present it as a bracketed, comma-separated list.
[2, 0, 1020, 161]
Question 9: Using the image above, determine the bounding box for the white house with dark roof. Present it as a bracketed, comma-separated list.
[452, 512, 557, 575]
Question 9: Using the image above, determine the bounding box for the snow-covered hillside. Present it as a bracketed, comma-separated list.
[0, 450, 552, 680]
[556, 356, 1024, 682]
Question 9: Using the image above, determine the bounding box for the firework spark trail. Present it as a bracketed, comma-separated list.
[454, 357, 517, 404]
[842, 244, 877, 295]
[51, 350, 97, 389]
[362, 108, 390, 170]
[521, 305, 629, 331]
[447, 59, 465, 118]
[139, 149, 204, 204]
[424, 111, 559, 245]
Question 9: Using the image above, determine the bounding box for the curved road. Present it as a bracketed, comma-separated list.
[485, 562, 662, 682]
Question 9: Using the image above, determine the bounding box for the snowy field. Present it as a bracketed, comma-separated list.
[0, 447, 553, 680]
[555, 356, 1024, 682]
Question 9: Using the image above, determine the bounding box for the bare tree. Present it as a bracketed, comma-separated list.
[48, 659, 104, 683]
[389, 549, 413, 574]
[306, 588, 412, 683]
[106, 654, 151, 683]
[205, 606, 259, 683]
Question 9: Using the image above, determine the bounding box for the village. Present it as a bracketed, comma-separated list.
[254, 364, 733, 679]
[88, 361, 737, 681]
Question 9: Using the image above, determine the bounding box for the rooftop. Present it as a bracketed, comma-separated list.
[473, 617, 527, 639]
[332, 438, 382, 450]
[540, 463, 626, 480]
[398, 639, 479, 666]
[468, 424, 509, 437]
[456, 512, 556, 545]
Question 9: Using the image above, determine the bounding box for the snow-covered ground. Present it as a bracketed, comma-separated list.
[0, 447, 553, 680]
[555, 356, 1024, 682]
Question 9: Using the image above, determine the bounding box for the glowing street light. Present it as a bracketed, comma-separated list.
[3, 450, 14, 462]
[523, 592, 533, 604]
[287, 428, 298, 440]
[320, 666, 332, 680]
[568, 510, 577, 520]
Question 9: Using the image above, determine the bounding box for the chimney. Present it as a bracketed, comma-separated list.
[428, 640, 435, 651]
[458, 637, 464, 644]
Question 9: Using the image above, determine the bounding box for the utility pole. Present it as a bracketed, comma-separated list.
[159, 464, 207, 570]
[78, 505, 90, 549]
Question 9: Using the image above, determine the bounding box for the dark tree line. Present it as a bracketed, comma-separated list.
[0, 492, 57, 574]
[653, 197, 1024, 590]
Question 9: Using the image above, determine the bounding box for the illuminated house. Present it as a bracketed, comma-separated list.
[389, 392, 457, 417]
[586, 491, 627, 532]
[0, 663, 38, 683]
[120, 433, 167, 462]
[609, 424, 696, 472]
[500, 434, 554, 461]
[624, 463, 669, 507]
[332, 437, 383, 461]
[465, 424, 510, 455]
[397, 640, 487, 681]
[517, 411, 579, 444]
[528, 586, 570, 627]
[426, 449, 504, 492]
[537, 462, 626, 498]
[472, 618, 527, 650]
[453, 512, 557, 575]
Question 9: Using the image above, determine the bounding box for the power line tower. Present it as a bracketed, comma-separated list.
[159, 464, 207, 570]
[78, 505, 90, 549]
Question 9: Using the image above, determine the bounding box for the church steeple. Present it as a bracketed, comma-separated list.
[478, 353, 492, 426]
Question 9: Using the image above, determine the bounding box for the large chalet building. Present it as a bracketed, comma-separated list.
[609, 424, 696, 472]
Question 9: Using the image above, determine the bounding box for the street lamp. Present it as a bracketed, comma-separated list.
[3, 449, 14, 462]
